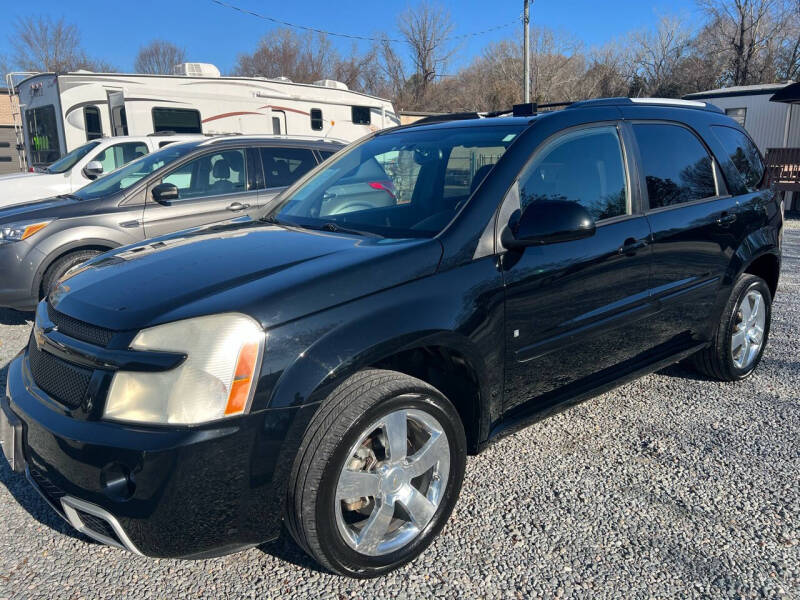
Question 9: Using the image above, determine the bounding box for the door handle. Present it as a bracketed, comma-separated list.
[618, 237, 647, 256]
[716, 212, 737, 226]
[227, 202, 250, 212]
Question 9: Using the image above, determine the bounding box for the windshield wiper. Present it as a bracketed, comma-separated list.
[56, 193, 81, 200]
[318, 222, 384, 238]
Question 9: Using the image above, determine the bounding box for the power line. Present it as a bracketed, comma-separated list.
[210, 0, 520, 44]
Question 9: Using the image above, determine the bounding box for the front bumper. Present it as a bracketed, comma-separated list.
[4, 352, 305, 559]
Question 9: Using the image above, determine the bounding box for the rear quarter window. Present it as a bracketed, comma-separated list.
[712, 125, 765, 193]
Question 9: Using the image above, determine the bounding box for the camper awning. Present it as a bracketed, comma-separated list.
[770, 82, 800, 103]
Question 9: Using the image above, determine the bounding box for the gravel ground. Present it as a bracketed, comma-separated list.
[0, 226, 798, 600]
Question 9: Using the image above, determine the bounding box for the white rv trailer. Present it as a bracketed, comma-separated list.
[9, 63, 400, 168]
[684, 82, 800, 153]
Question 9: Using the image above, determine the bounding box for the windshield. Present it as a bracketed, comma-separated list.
[267, 124, 524, 238]
[45, 141, 101, 174]
[74, 141, 199, 201]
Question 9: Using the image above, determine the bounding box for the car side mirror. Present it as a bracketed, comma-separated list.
[152, 182, 179, 204]
[82, 160, 104, 180]
[501, 200, 596, 249]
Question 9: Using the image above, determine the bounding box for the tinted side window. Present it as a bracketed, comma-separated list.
[260, 147, 317, 187]
[310, 109, 323, 131]
[84, 106, 103, 141]
[634, 123, 717, 209]
[712, 125, 764, 193]
[94, 142, 148, 173]
[519, 126, 629, 221]
[152, 107, 202, 134]
[352, 106, 371, 125]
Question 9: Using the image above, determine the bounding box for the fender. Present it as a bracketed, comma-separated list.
[30, 233, 124, 298]
[256, 256, 508, 446]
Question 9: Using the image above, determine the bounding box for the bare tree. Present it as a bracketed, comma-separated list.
[396, 1, 456, 105]
[629, 16, 693, 96]
[697, 0, 787, 85]
[234, 28, 338, 83]
[10, 15, 113, 72]
[134, 40, 186, 75]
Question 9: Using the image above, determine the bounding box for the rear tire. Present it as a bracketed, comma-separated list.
[691, 273, 771, 381]
[40, 249, 102, 299]
[285, 369, 467, 578]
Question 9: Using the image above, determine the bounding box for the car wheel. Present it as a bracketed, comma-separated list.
[41, 249, 103, 299]
[691, 273, 772, 381]
[286, 369, 467, 578]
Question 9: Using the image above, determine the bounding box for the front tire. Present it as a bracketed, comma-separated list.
[692, 273, 772, 381]
[40, 249, 102, 299]
[286, 369, 467, 578]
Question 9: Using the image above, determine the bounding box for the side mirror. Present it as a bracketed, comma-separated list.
[152, 182, 179, 204]
[82, 160, 104, 180]
[502, 200, 596, 249]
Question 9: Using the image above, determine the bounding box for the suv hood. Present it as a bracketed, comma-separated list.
[50, 220, 443, 331]
[0, 171, 67, 208]
[0, 194, 81, 222]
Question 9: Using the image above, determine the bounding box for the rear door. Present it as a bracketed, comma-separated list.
[629, 121, 741, 346]
[501, 122, 654, 414]
[143, 147, 260, 237]
[258, 146, 319, 207]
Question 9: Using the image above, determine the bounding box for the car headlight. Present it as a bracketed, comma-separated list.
[0, 220, 51, 244]
[105, 313, 265, 425]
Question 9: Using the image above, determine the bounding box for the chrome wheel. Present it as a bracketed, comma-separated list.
[731, 289, 766, 369]
[334, 406, 450, 556]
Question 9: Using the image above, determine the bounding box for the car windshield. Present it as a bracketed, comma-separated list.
[45, 141, 102, 174]
[265, 124, 524, 238]
[74, 142, 199, 201]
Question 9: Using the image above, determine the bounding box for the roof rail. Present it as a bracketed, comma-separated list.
[567, 97, 724, 113]
[407, 101, 572, 127]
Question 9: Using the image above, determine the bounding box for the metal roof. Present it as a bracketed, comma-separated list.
[684, 82, 793, 100]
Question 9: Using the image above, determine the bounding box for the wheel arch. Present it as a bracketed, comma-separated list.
[31, 238, 120, 299]
[266, 324, 495, 456]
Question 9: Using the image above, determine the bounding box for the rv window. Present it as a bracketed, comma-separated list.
[84, 106, 103, 141]
[272, 117, 282, 135]
[725, 108, 747, 127]
[94, 142, 149, 174]
[260, 147, 317, 187]
[352, 106, 371, 125]
[310, 109, 323, 131]
[25, 105, 62, 165]
[152, 107, 202, 134]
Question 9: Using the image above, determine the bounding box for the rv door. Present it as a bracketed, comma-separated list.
[271, 110, 286, 135]
[107, 91, 128, 136]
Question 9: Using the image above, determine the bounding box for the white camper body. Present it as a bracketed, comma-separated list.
[12, 68, 399, 167]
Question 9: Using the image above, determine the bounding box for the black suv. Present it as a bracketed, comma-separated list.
[1, 98, 782, 577]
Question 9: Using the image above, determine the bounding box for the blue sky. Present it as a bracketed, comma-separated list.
[0, 0, 702, 74]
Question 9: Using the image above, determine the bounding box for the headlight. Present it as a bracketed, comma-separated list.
[0, 220, 51, 244]
[104, 313, 265, 425]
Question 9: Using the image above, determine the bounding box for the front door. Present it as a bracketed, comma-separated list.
[143, 147, 260, 238]
[501, 123, 654, 415]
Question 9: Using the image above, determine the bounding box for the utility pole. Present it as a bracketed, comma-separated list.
[523, 0, 530, 104]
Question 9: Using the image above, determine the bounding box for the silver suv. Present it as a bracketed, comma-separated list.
[0, 136, 342, 311]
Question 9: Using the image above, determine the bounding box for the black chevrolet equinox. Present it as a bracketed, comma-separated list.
[1, 98, 783, 577]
